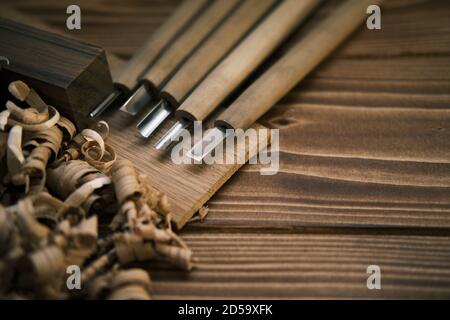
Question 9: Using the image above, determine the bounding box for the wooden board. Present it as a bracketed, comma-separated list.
[104, 110, 270, 228]
[5, 0, 450, 299]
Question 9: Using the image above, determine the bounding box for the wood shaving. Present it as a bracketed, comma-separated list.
[0, 81, 193, 300]
[189, 206, 210, 223]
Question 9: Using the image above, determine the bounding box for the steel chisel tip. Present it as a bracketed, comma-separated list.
[154, 119, 190, 151]
[120, 84, 152, 116]
[187, 127, 226, 161]
[136, 100, 173, 138]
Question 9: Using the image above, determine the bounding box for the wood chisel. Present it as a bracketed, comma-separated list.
[89, 0, 209, 117]
[155, 0, 323, 150]
[187, 0, 384, 160]
[119, 0, 241, 117]
[136, 0, 279, 138]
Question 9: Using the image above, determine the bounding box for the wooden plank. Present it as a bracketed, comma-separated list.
[147, 232, 450, 299]
[104, 110, 270, 229]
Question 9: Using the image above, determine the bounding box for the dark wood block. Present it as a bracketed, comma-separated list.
[0, 17, 113, 128]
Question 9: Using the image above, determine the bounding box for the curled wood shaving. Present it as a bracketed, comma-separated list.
[198, 206, 209, 221]
[114, 233, 156, 265]
[7, 125, 24, 174]
[19, 126, 63, 191]
[135, 222, 172, 242]
[87, 268, 151, 300]
[69, 216, 98, 249]
[59, 121, 115, 170]
[20, 245, 65, 288]
[47, 160, 109, 199]
[0, 110, 10, 131]
[58, 176, 111, 219]
[63, 216, 98, 266]
[80, 128, 105, 160]
[8, 81, 31, 102]
[57, 117, 77, 141]
[109, 160, 192, 269]
[9, 198, 49, 245]
[6, 101, 49, 125]
[22, 147, 51, 180]
[8, 81, 48, 113]
[94, 121, 109, 140]
[111, 160, 142, 204]
[5, 104, 60, 132]
[107, 269, 151, 300]
[0, 81, 192, 299]
[81, 141, 116, 171]
[81, 252, 113, 285]
[29, 192, 65, 223]
[6, 125, 27, 186]
[155, 243, 193, 271]
[189, 206, 209, 223]
[25, 125, 63, 157]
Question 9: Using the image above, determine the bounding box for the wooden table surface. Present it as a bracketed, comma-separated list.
[5, 0, 450, 299]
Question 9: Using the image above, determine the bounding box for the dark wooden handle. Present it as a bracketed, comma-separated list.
[141, 0, 240, 93]
[114, 0, 208, 92]
[0, 5, 126, 77]
[160, 0, 279, 108]
[176, 0, 322, 122]
[217, 0, 384, 130]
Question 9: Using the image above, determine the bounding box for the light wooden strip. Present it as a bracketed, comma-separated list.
[104, 110, 269, 228]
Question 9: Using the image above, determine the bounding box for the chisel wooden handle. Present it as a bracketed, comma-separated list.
[160, 0, 279, 108]
[141, 0, 240, 95]
[216, 0, 384, 130]
[114, 0, 208, 92]
[176, 0, 322, 122]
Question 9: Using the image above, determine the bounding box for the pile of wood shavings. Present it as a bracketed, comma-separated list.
[0, 81, 193, 299]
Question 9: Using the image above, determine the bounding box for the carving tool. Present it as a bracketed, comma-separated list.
[137, 0, 279, 138]
[187, 0, 384, 161]
[89, 0, 209, 117]
[120, 0, 240, 117]
[155, 0, 322, 150]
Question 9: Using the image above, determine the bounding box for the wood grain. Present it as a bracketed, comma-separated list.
[6, 0, 450, 299]
[200, 0, 450, 232]
[146, 232, 450, 299]
[217, 0, 384, 130]
[103, 109, 269, 229]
